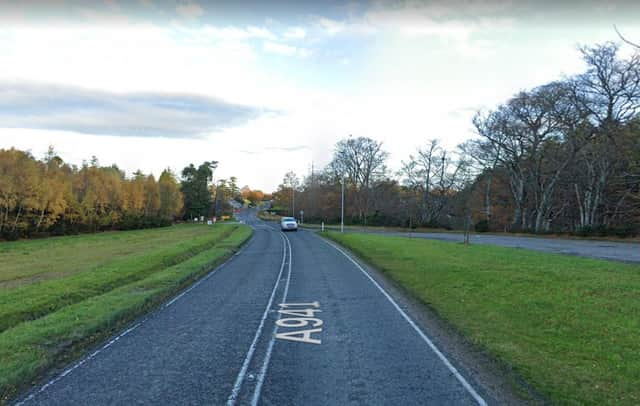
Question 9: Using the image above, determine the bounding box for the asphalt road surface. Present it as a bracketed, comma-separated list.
[16, 210, 497, 405]
[348, 230, 640, 263]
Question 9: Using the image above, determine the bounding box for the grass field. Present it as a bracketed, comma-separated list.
[0, 225, 237, 288]
[0, 224, 252, 402]
[325, 232, 640, 405]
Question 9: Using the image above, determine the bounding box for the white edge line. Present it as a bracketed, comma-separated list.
[226, 232, 287, 406]
[320, 237, 488, 406]
[16, 231, 256, 406]
[250, 232, 294, 406]
[15, 322, 141, 406]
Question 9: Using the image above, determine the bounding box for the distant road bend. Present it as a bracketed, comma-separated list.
[18, 209, 500, 405]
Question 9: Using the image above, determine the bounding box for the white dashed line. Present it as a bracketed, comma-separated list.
[16, 323, 141, 406]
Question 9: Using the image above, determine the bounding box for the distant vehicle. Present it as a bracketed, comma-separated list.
[280, 217, 298, 232]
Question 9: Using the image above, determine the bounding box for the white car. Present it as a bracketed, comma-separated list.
[280, 217, 298, 232]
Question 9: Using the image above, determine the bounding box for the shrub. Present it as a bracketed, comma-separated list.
[475, 219, 490, 233]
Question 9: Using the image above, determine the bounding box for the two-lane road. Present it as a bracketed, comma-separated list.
[17, 210, 495, 405]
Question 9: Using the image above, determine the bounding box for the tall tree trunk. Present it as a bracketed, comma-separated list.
[484, 174, 493, 222]
[0, 205, 8, 233]
[36, 207, 46, 230]
[12, 204, 22, 232]
[509, 175, 526, 231]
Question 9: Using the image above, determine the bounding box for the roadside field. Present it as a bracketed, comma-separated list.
[0, 225, 238, 333]
[0, 224, 252, 402]
[0, 224, 231, 288]
[325, 232, 640, 405]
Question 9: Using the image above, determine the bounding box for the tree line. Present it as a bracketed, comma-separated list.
[0, 148, 253, 240]
[0, 147, 183, 239]
[178, 160, 267, 220]
[272, 42, 640, 237]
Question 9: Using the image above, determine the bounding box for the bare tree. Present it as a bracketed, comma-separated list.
[464, 119, 504, 224]
[283, 171, 299, 217]
[570, 43, 640, 228]
[401, 140, 469, 226]
[614, 25, 640, 49]
[328, 136, 388, 224]
[472, 105, 530, 231]
[472, 82, 586, 232]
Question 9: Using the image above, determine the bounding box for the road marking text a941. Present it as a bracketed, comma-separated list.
[275, 302, 323, 345]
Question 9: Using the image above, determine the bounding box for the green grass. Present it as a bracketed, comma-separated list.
[0, 225, 238, 287]
[325, 232, 640, 405]
[0, 225, 237, 333]
[0, 224, 252, 402]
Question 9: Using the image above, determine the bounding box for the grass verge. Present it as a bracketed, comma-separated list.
[325, 231, 640, 405]
[0, 225, 236, 333]
[0, 225, 252, 403]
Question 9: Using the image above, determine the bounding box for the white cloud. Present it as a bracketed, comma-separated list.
[247, 26, 277, 40]
[0, 24, 275, 106]
[317, 18, 346, 36]
[0, 81, 265, 138]
[197, 25, 276, 42]
[176, 2, 204, 19]
[297, 48, 313, 58]
[263, 41, 312, 58]
[264, 41, 297, 56]
[284, 27, 306, 39]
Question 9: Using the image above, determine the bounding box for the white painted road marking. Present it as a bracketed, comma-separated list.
[321, 237, 488, 406]
[275, 328, 322, 345]
[279, 301, 320, 308]
[275, 302, 323, 345]
[15, 323, 141, 406]
[278, 308, 321, 318]
[226, 232, 288, 406]
[250, 232, 294, 406]
[276, 317, 323, 328]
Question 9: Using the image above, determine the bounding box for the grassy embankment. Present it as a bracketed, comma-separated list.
[0, 224, 252, 402]
[325, 232, 640, 405]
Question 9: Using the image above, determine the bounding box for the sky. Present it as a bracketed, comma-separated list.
[1, 0, 639, 192]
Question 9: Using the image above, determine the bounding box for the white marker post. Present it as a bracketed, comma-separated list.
[340, 174, 345, 233]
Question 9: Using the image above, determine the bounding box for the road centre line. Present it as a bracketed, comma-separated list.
[320, 238, 488, 406]
[226, 232, 288, 406]
[250, 232, 293, 406]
